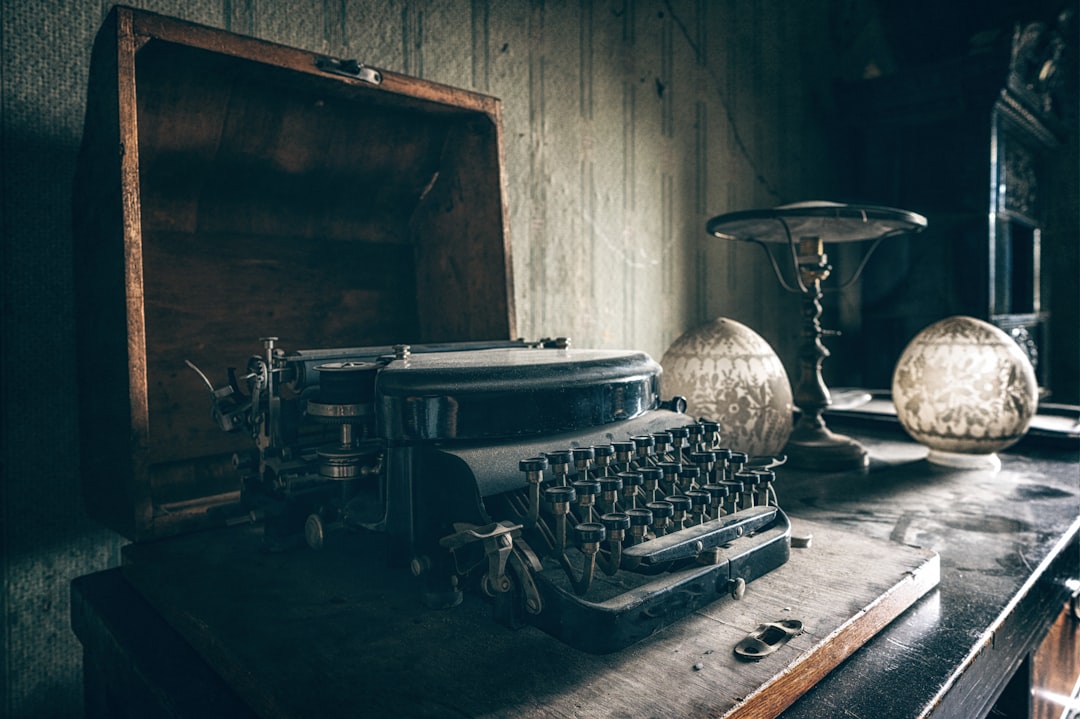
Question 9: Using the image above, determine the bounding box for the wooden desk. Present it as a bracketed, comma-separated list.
[72, 423, 1079, 718]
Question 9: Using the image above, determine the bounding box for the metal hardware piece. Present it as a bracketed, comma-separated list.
[440, 521, 521, 594]
[734, 619, 803, 661]
[791, 532, 813, 549]
[314, 55, 382, 85]
[622, 506, 778, 566]
[508, 539, 544, 615]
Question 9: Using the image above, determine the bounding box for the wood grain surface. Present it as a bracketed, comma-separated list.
[121, 517, 938, 719]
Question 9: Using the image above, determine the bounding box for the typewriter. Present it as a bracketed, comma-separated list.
[190, 337, 791, 653]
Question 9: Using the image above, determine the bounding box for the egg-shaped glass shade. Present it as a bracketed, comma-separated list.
[661, 318, 793, 457]
[892, 316, 1038, 470]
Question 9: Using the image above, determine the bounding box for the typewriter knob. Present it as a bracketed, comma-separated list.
[690, 450, 716, 468]
[572, 479, 601, 509]
[658, 461, 682, 492]
[735, 471, 761, 506]
[544, 485, 576, 514]
[753, 469, 776, 505]
[685, 490, 710, 523]
[519, 456, 549, 471]
[626, 508, 653, 543]
[574, 522, 607, 546]
[600, 475, 626, 498]
[664, 494, 691, 530]
[601, 512, 631, 531]
[646, 500, 674, 517]
[572, 447, 595, 475]
[546, 449, 573, 465]
[545, 449, 573, 473]
[700, 420, 721, 445]
[572, 446, 595, 460]
[631, 434, 656, 459]
[611, 441, 635, 467]
[679, 467, 700, 491]
[691, 451, 717, 482]
[646, 500, 674, 535]
[686, 489, 709, 507]
[519, 456, 548, 482]
[600, 512, 631, 542]
[703, 482, 731, 508]
[639, 466, 662, 497]
[661, 395, 688, 414]
[669, 426, 689, 459]
[710, 448, 731, 479]
[617, 470, 643, 503]
[665, 494, 691, 515]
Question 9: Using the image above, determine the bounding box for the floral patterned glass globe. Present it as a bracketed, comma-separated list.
[661, 318, 793, 457]
[892, 316, 1038, 471]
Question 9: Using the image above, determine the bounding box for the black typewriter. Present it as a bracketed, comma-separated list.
[190, 338, 791, 653]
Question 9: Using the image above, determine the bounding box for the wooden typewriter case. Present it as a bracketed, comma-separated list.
[73, 6, 515, 541]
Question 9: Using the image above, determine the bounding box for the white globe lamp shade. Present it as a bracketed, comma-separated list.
[892, 316, 1039, 471]
[661, 318, 793, 457]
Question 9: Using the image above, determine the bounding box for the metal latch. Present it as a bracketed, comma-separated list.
[734, 619, 803, 661]
[314, 55, 382, 85]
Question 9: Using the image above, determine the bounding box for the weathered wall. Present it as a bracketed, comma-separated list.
[1, 1, 857, 715]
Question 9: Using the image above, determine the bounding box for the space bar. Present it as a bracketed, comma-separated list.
[621, 506, 778, 565]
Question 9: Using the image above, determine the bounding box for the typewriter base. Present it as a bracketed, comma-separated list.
[97, 517, 938, 719]
[511, 519, 791, 654]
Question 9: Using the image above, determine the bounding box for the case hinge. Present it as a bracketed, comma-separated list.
[314, 55, 382, 85]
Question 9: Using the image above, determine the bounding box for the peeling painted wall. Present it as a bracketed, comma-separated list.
[1, 1, 855, 715]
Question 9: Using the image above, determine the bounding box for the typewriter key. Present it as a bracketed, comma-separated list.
[593, 444, 615, 472]
[544, 485, 576, 512]
[597, 476, 623, 505]
[572, 447, 595, 475]
[669, 426, 689, 461]
[679, 466, 701, 492]
[617, 470, 643, 506]
[631, 435, 656, 462]
[546, 450, 573, 485]
[685, 490, 711, 524]
[611, 441, 635, 469]
[646, 500, 675, 536]
[574, 522, 607, 546]
[735, 471, 760, 507]
[600, 512, 631, 541]
[639, 466, 662, 500]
